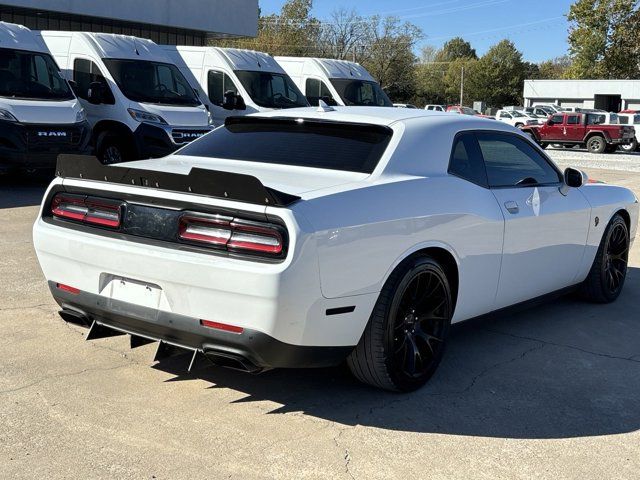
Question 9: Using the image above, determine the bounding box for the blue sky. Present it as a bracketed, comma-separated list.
[258, 0, 574, 63]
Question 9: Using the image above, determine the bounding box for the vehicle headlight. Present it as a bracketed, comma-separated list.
[0, 109, 18, 122]
[75, 108, 87, 123]
[127, 108, 168, 125]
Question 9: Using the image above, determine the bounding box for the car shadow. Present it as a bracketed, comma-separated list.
[153, 267, 640, 440]
[0, 171, 52, 209]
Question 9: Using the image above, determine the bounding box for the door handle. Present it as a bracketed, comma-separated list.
[504, 201, 519, 214]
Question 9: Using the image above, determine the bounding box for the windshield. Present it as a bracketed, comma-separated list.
[178, 117, 392, 174]
[330, 78, 392, 107]
[511, 111, 525, 117]
[103, 59, 200, 106]
[234, 71, 308, 109]
[460, 107, 476, 115]
[0, 48, 74, 101]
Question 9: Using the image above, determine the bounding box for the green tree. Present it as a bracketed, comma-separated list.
[565, 0, 640, 79]
[473, 40, 527, 106]
[359, 16, 423, 101]
[435, 37, 477, 62]
[537, 56, 572, 79]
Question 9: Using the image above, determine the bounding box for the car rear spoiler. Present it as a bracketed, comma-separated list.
[55, 155, 301, 207]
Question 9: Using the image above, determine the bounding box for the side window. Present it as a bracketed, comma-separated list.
[618, 116, 629, 125]
[477, 132, 561, 188]
[448, 133, 488, 187]
[549, 114, 563, 125]
[207, 70, 237, 106]
[567, 115, 580, 125]
[73, 58, 113, 103]
[305, 78, 334, 106]
[499, 111, 511, 119]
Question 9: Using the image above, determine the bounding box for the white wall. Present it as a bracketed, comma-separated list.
[524, 80, 640, 109]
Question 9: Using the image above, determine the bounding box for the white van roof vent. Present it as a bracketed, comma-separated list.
[317, 100, 336, 113]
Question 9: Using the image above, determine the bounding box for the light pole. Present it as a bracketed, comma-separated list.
[460, 66, 464, 106]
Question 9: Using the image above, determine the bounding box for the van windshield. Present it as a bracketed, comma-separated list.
[103, 59, 200, 106]
[234, 71, 308, 109]
[0, 48, 74, 101]
[330, 79, 393, 107]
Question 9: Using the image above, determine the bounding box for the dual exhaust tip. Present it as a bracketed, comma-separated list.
[57, 308, 262, 374]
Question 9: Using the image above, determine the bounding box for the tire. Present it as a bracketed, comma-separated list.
[347, 255, 453, 392]
[97, 133, 130, 165]
[586, 135, 606, 154]
[620, 139, 638, 152]
[579, 214, 630, 303]
[540, 143, 548, 149]
[515, 123, 524, 128]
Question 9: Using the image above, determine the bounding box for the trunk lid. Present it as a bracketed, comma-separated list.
[123, 155, 370, 197]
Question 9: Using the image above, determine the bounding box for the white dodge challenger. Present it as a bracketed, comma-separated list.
[34, 107, 638, 392]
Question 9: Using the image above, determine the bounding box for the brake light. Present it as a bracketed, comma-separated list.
[51, 193, 122, 228]
[56, 283, 80, 295]
[200, 319, 244, 334]
[178, 213, 284, 257]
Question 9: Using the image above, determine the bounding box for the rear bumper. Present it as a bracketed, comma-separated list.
[51, 282, 352, 369]
[0, 120, 91, 172]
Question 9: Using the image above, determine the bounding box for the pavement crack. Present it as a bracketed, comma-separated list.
[0, 363, 130, 395]
[481, 327, 640, 364]
[333, 425, 355, 480]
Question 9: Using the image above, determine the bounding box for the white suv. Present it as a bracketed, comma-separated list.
[495, 109, 539, 127]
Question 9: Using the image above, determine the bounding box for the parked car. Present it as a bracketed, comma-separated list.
[617, 112, 640, 151]
[0, 22, 91, 174]
[532, 103, 568, 113]
[163, 46, 308, 127]
[525, 106, 554, 117]
[275, 56, 392, 107]
[39, 31, 211, 164]
[425, 104, 446, 112]
[33, 107, 638, 392]
[394, 103, 418, 109]
[521, 111, 635, 153]
[447, 105, 493, 118]
[495, 109, 539, 127]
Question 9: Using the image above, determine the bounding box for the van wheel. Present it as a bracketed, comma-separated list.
[579, 214, 629, 303]
[97, 133, 129, 165]
[347, 256, 453, 392]
[586, 135, 606, 154]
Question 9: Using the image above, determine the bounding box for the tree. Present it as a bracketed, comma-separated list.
[316, 8, 370, 60]
[434, 37, 477, 62]
[214, 0, 321, 56]
[474, 40, 527, 106]
[359, 16, 423, 101]
[565, 0, 640, 79]
[537, 56, 572, 79]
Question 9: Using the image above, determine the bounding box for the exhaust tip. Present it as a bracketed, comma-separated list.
[58, 308, 92, 328]
[203, 349, 262, 374]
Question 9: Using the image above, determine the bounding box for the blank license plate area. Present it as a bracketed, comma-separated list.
[101, 276, 162, 310]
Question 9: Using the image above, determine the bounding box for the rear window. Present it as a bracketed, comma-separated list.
[177, 117, 393, 174]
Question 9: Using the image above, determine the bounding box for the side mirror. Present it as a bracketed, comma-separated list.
[560, 167, 587, 195]
[234, 93, 246, 111]
[87, 81, 104, 105]
[321, 95, 337, 107]
[222, 90, 236, 110]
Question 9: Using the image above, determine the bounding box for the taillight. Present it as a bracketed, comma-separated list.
[200, 319, 244, 334]
[179, 213, 284, 257]
[51, 193, 122, 228]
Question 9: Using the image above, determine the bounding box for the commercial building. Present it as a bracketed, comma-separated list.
[0, 0, 258, 45]
[524, 79, 640, 112]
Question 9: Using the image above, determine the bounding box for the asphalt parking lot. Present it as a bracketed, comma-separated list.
[1, 159, 639, 480]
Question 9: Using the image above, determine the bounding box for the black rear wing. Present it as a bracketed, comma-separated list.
[55, 155, 300, 207]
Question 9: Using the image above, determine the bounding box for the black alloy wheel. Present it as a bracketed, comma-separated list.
[602, 221, 629, 296]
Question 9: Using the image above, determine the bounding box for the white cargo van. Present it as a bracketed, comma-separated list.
[0, 22, 90, 174]
[39, 32, 211, 163]
[275, 57, 392, 107]
[163, 46, 308, 126]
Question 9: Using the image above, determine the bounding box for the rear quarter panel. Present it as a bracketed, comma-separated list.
[293, 175, 506, 322]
